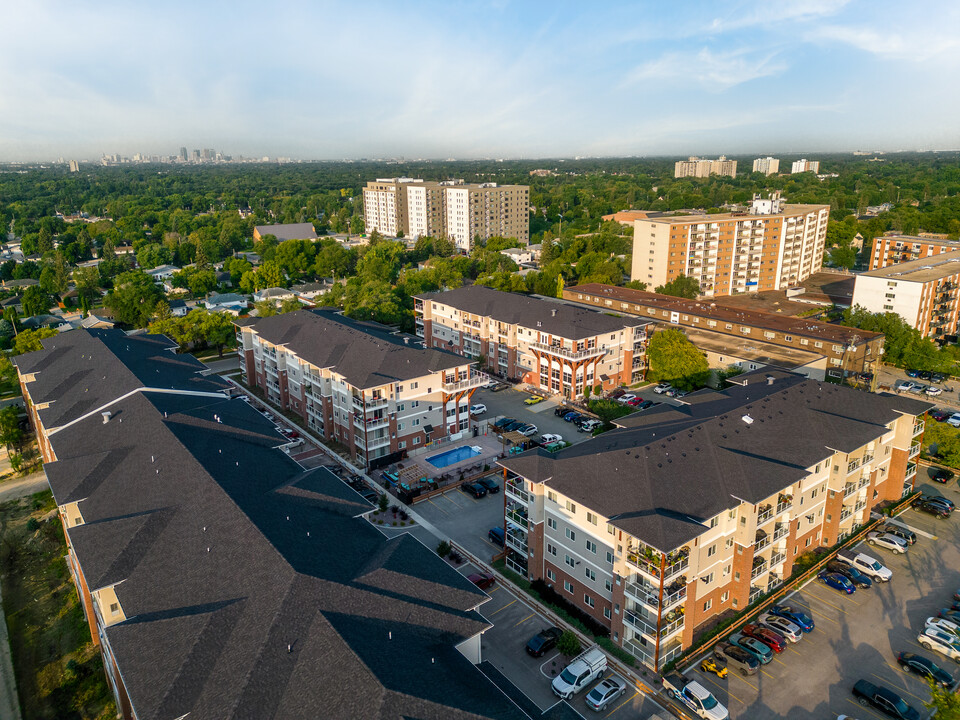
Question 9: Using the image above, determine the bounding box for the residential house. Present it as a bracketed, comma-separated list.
[167, 299, 189, 317]
[204, 292, 249, 314]
[292, 281, 334, 305]
[253, 287, 296, 304]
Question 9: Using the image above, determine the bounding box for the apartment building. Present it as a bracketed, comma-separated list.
[13, 328, 525, 720]
[237, 308, 486, 467]
[362, 177, 530, 250]
[565, 283, 884, 382]
[791, 159, 820, 174]
[630, 193, 830, 297]
[752, 157, 780, 175]
[852, 250, 960, 338]
[674, 156, 737, 179]
[498, 369, 928, 671]
[415, 285, 649, 399]
[869, 233, 960, 270]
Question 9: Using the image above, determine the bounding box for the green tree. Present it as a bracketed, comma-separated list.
[0, 406, 23, 453]
[21, 285, 52, 317]
[827, 245, 856, 269]
[655, 274, 700, 299]
[103, 270, 164, 327]
[925, 676, 960, 719]
[200, 311, 235, 357]
[623, 280, 649, 291]
[253, 260, 286, 290]
[73, 266, 102, 307]
[556, 631, 581, 657]
[647, 328, 710, 390]
[12, 327, 59, 355]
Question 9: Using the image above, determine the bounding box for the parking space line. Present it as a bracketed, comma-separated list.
[604, 691, 638, 717]
[490, 599, 516, 615]
[759, 666, 776, 680]
[870, 674, 927, 704]
[772, 655, 788, 667]
[847, 697, 886, 720]
[425, 497, 450, 515]
[697, 673, 743, 705]
[804, 589, 850, 614]
[513, 613, 536, 627]
[730, 673, 758, 692]
[884, 515, 937, 540]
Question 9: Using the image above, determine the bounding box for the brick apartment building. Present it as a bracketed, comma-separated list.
[565, 284, 884, 382]
[414, 285, 650, 400]
[868, 233, 960, 270]
[674, 156, 737, 178]
[236, 308, 487, 467]
[498, 369, 928, 671]
[13, 328, 527, 720]
[852, 250, 960, 338]
[630, 193, 830, 297]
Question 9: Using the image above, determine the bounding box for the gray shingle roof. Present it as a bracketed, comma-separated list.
[28, 333, 528, 720]
[416, 285, 646, 340]
[500, 371, 930, 553]
[244, 309, 469, 389]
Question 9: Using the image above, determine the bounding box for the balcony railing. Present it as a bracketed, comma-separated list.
[751, 561, 768, 579]
[857, 475, 871, 489]
[755, 533, 770, 551]
[442, 372, 489, 393]
[906, 462, 917, 480]
[659, 616, 684, 638]
[624, 610, 658, 638]
[913, 420, 925, 437]
[757, 506, 774, 524]
[506, 507, 528, 527]
[840, 507, 853, 521]
[770, 552, 786, 567]
[843, 483, 857, 498]
[776, 499, 793, 515]
[505, 532, 527, 555]
[505, 480, 531, 504]
[854, 499, 867, 512]
[773, 524, 789, 542]
[749, 585, 764, 604]
[530, 342, 607, 361]
[908, 443, 921, 459]
[626, 553, 688, 582]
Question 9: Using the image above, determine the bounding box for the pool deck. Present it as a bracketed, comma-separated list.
[399, 434, 505, 481]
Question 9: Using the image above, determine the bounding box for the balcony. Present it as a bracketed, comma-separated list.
[751, 560, 768, 579]
[755, 530, 770, 551]
[908, 443, 921, 460]
[660, 616, 684, 638]
[749, 585, 764, 604]
[854, 499, 867, 512]
[530, 342, 607, 362]
[506, 505, 528, 528]
[442, 372, 489, 393]
[906, 462, 917, 481]
[776, 496, 793, 515]
[770, 551, 786, 567]
[505, 479, 531, 504]
[624, 610, 658, 638]
[626, 552, 688, 582]
[773, 523, 789, 542]
[505, 530, 527, 555]
[757, 505, 774, 524]
[840, 507, 853, 521]
[857, 475, 871, 489]
[843, 483, 857, 498]
[913, 420, 925, 437]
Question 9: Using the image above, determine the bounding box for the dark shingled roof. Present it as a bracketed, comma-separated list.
[500, 370, 931, 553]
[243, 308, 469, 389]
[254, 223, 318, 241]
[30, 334, 528, 720]
[12, 328, 230, 430]
[416, 285, 647, 340]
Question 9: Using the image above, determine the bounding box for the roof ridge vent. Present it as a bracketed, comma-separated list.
[742, 414, 754, 425]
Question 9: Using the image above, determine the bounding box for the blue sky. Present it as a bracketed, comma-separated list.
[3, 0, 958, 160]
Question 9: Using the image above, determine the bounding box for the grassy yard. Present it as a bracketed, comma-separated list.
[0, 491, 115, 720]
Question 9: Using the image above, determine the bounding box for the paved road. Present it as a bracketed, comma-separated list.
[875, 365, 960, 410]
[0, 472, 48, 503]
[201, 356, 240, 375]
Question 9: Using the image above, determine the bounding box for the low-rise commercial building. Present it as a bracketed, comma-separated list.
[237, 309, 486, 467]
[253, 222, 318, 242]
[415, 285, 649, 399]
[630, 193, 830, 297]
[852, 250, 960, 338]
[14, 328, 524, 720]
[868, 233, 960, 270]
[565, 284, 884, 382]
[498, 369, 928, 671]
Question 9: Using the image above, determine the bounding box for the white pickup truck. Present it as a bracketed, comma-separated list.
[835, 549, 892, 582]
[551, 646, 607, 699]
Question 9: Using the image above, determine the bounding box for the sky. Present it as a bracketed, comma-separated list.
[2, 0, 959, 161]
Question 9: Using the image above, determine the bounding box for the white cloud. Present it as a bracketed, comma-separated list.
[621, 48, 787, 91]
[812, 23, 960, 61]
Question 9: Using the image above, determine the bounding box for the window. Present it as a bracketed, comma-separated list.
[412, 418, 420, 427]
[586, 512, 598, 525]
[397, 422, 404, 431]
[605, 579, 612, 592]
[723, 564, 731, 576]
[110, 603, 119, 614]
[564, 581, 574, 594]
[547, 543, 557, 557]
[604, 607, 611, 619]
[548, 491, 558, 503]
[398, 441, 406, 450]
[586, 540, 597, 554]
[707, 544, 717, 557]
[413, 437, 420, 445]
[721, 591, 729, 602]
[710, 517, 719, 528]
[565, 528, 577, 542]
[565, 555, 575, 568]
[725, 538, 733, 549]
[547, 518, 557, 530]
[547, 569, 555, 581]
[565, 500, 577, 514]
[584, 568, 596, 582]
[584, 594, 595, 608]
[606, 523, 615, 535]
[703, 572, 714, 585]
[703, 599, 713, 611]
[606, 551, 615, 564]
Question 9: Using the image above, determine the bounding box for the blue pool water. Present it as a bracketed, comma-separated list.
[425, 445, 482, 469]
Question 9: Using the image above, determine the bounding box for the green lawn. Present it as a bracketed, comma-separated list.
[0, 491, 115, 720]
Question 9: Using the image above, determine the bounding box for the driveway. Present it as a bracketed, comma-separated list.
[416, 483, 506, 563]
[682, 474, 960, 719]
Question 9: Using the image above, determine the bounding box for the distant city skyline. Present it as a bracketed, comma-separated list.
[2, 0, 958, 162]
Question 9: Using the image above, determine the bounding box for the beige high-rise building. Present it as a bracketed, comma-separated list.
[362, 178, 529, 250]
[674, 156, 737, 179]
[791, 159, 820, 173]
[752, 156, 780, 175]
[630, 193, 830, 297]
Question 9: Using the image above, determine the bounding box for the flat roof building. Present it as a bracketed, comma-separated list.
[253, 222, 319, 242]
[752, 157, 780, 175]
[852, 250, 960, 338]
[674, 156, 737, 179]
[868, 233, 960, 270]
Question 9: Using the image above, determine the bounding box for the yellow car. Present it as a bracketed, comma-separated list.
[524, 395, 544, 405]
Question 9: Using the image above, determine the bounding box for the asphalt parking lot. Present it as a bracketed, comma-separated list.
[472, 387, 595, 446]
[456, 562, 669, 720]
[682, 476, 960, 720]
[416, 480, 506, 562]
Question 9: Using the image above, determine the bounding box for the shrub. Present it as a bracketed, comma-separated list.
[557, 631, 581, 657]
[378, 493, 389, 512]
[26, 517, 40, 532]
[437, 540, 451, 558]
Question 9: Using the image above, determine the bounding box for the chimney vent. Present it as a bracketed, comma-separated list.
[742, 414, 754, 425]
[101, 411, 112, 424]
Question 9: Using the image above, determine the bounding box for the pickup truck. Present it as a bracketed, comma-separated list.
[662, 674, 729, 719]
[836, 550, 892, 582]
[851, 679, 920, 720]
[551, 646, 607, 699]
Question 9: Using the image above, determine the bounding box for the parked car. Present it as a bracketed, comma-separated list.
[357, 487, 379, 504]
[493, 417, 517, 429]
[925, 617, 960, 640]
[896, 651, 955, 687]
[866, 532, 909, 554]
[653, 383, 673, 394]
[476, 476, 500, 494]
[759, 613, 803, 642]
[948, 413, 960, 428]
[852, 679, 920, 720]
[616, 393, 638, 404]
[585, 674, 627, 712]
[906, 369, 921, 377]
[818, 571, 856, 594]
[836, 550, 892, 582]
[625, 396, 643, 406]
[910, 384, 928, 395]
[917, 626, 960, 663]
[488, 526, 505, 547]
[578, 419, 602, 433]
[524, 626, 562, 657]
[934, 468, 956, 484]
[912, 497, 952, 518]
[490, 383, 509, 392]
[734, 634, 773, 664]
[926, 386, 943, 396]
[881, 524, 917, 545]
[470, 403, 487, 415]
[741, 624, 787, 653]
[524, 395, 544, 405]
[552, 647, 607, 699]
[638, 400, 656, 410]
[563, 411, 584, 423]
[920, 494, 955, 511]
[769, 605, 815, 632]
[661, 674, 729, 719]
[931, 372, 947, 383]
[460, 482, 487, 498]
[467, 572, 496, 590]
[825, 560, 873, 589]
[896, 380, 917, 392]
[540, 433, 563, 444]
[715, 643, 759, 676]
[608, 388, 626, 400]
[939, 609, 960, 624]
[930, 409, 952, 422]
[502, 421, 525, 432]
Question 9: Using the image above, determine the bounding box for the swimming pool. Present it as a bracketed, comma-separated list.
[425, 445, 483, 469]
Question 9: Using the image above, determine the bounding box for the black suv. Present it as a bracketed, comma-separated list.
[934, 468, 955, 484]
[525, 627, 562, 657]
[911, 497, 951, 518]
[882, 524, 917, 545]
[852, 679, 920, 720]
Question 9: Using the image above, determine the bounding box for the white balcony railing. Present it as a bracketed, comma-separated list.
[530, 342, 607, 361]
[442, 372, 489, 393]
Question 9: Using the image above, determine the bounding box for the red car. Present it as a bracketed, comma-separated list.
[281, 428, 301, 439]
[467, 572, 496, 590]
[626, 396, 643, 406]
[742, 624, 787, 653]
[930, 409, 952, 422]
